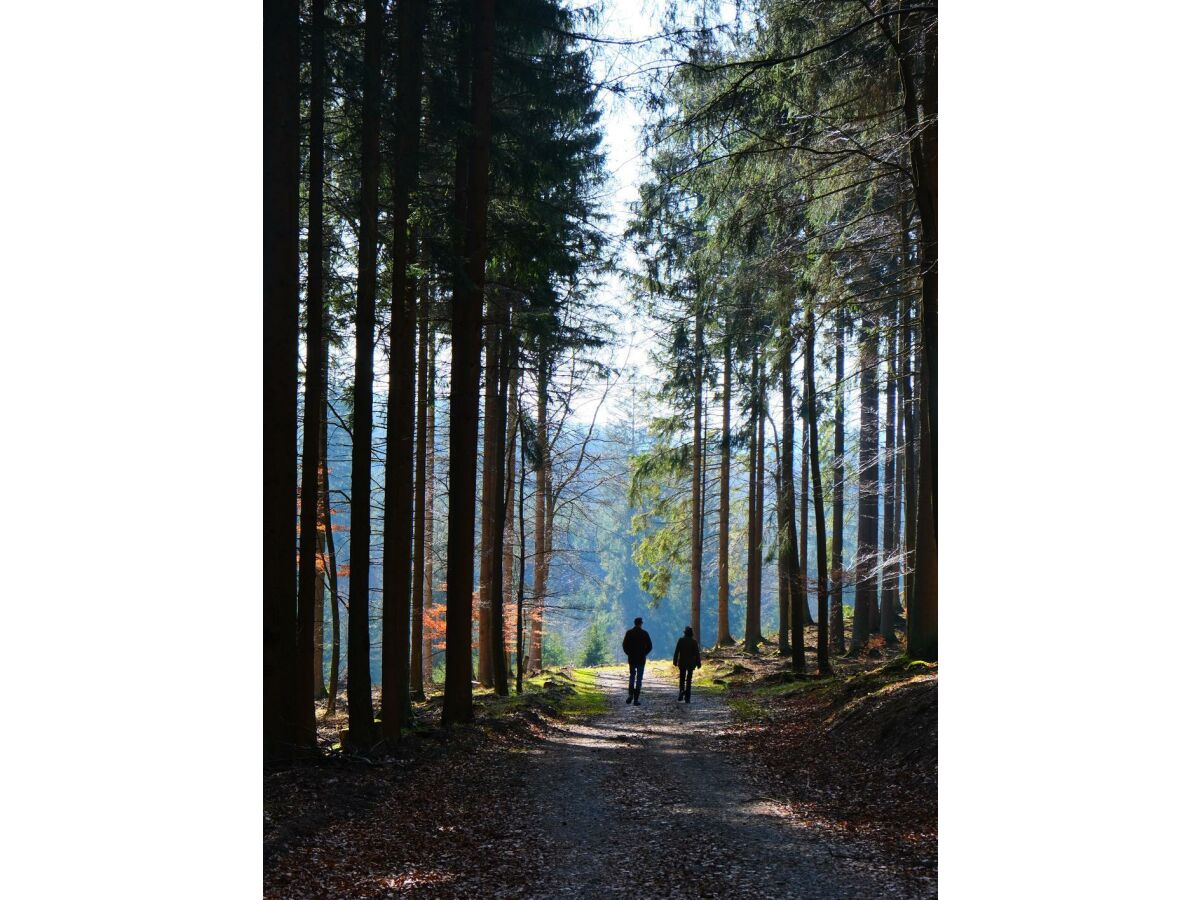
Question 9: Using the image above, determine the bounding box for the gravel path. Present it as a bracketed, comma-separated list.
[522, 666, 911, 899]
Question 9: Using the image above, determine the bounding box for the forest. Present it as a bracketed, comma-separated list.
[265, 0, 937, 893]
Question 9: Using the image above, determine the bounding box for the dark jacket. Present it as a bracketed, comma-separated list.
[673, 636, 701, 670]
[622, 626, 653, 663]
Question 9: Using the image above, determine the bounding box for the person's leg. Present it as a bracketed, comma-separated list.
[633, 660, 645, 704]
[678, 668, 685, 700]
[627, 661, 635, 702]
[685, 667, 693, 702]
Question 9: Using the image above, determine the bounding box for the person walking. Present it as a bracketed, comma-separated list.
[672, 625, 702, 703]
[622, 617, 653, 705]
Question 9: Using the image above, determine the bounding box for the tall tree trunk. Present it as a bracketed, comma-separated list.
[488, 324, 511, 694]
[502, 366, 517, 678]
[690, 302, 704, 644]
[898, 5, 937, 661]
[893, 347, 906, 632]
[804, 307, 832, 674]
[530, 353, 548, 673]
[443, 0, 497, 726]
[516, 447, 528, 693]
[264, 0, 302, 758]
[902, 296, 917, 628]
[851, 312, 879, 653]
[410, 276, 429, 701]
[774, 436, 790, 656]
[346, 0, 383, 749]
[831, 310, 846, 655]
[796, 348, 816, 628]
[322, 416, 340, 714]
[423, 329, 436, 685]
[314, 576, 326, 700]
[781, 325, 804, 673]
[755, 379, 766, 646]
[880, 296, 899, 644]
[296, 0, 325, 734]
[381, 0, 425, 738]
[798, 394, 813, 628]
[478, 293, 499, 689]
[542, 475, 556, 668]
[717, 335, 733, 645]
[743, 347, 763, 650]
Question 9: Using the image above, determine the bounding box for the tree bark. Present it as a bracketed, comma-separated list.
[477, 294, 499, 688]
[381, 0, 425, 738]
[880, 295, 899, 645]
[300, 0, 327, 714]
[901, 294, 916, 626]
[264, 0, 302, 758]
[899, 5, 937, 661]
[755, 378, 766, 646]
[314, 574, 326, 700]
[502, 365, 517, 677]
[542, 474, 556, 668]
[322, 415, 341, 715]
[690, 301, 704, 644]
[781, 324, 804, 673]
[530, 353, 548, 673]
[851, 311, 879, 653]
[804, 306, 832, 674]
[774, 436, 790, 656]
[516, 446, 528, 694]
[717, 335, 733, 645]
[410, 276, 429, 701]
[346, 0, 383, 750]
[423, 329, 436, 685]
[798, 390, 813, 628]
[488, 325, 511, 694]
[443, 0, 497, 726]
[743, 347, 763, 650]
[831, 309, 846, 655]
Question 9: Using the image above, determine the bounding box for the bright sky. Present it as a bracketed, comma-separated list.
[562, 0, 664, 427]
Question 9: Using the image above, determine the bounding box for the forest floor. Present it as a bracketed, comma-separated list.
[265, 642, 936, 898]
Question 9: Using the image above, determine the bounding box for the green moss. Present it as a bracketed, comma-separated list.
[727, 698, 765, 719]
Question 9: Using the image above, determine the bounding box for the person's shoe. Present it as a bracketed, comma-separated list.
[626, 692, 633, 704]
[633, 689, 641, 706]
[685, 691, 691, 703]
[678, 692, 684, 702]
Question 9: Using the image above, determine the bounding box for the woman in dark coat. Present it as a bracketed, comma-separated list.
[672, 626, 702, 703]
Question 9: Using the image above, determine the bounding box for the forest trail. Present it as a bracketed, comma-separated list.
[521, 667, 911, 899]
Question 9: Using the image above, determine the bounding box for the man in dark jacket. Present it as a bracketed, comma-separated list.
[672, 625, 702, 703]
[622, 617, 653, 705]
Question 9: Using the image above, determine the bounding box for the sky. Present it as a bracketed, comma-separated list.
[561, 0, 666, 426]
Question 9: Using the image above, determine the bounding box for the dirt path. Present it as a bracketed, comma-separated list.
[521, 666, 916, 899]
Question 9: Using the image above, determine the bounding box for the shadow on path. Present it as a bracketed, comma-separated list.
[523, 667, 923, 899]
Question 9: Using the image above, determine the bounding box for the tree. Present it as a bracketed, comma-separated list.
[780, 320, 804, 673]
[716, 334, 734, 645]
[690, 297, 704, 644]
[381, 0, 426, 738]
[410, 276, 430, 701]
[322, 415, 341, 714]
[443, 0, 498, 726]
[830, 309, 847, 655]
[420, 318, 438, 689]
[743, 346, 764, 650]
[297, 0, 327, 727]
[265, 0, 303, 757]
[880, 296, 899, 645]
[347, 0, 383, 749]
[851, 311, 879, 653]
[804, 305, 832, 675]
